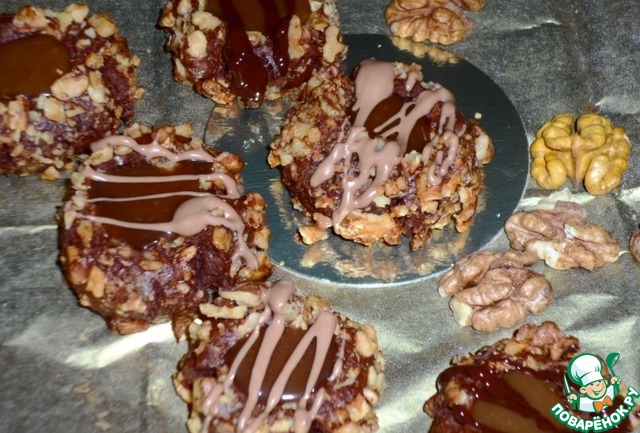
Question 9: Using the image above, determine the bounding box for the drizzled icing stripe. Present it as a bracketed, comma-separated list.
[91, 135, 216, 163]
[373, 83, 457, 153]
[81, 164, 240, 197]
[310, 59, 466, 225]
[311, 126, 401, 225]
[199, 281, 341, 433]
[78, 135, 258, 270]
[83, 196, 257, 268]
[85, 135, 240, 198]
[86, 191, 212, 204]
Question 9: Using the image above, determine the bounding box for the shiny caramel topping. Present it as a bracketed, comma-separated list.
[226, 325, 339, 404]
[470, 371, 569, 433]
[224, 25, 270, 104]
[356, 94, 436, 155]
[88, 159, 215, 249]
[204, 0, 311, 105]
[437, 366, 582, 433]
[79, 135, 259, 270]
[205, 0, 310, 33]
[199, 281, 342, 433]
[472, 400, 553, 433]
[0, 34, 71, 97]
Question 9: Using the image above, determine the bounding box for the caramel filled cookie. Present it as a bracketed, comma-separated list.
[59, 123, 271, 335]
[174, 280, 385, 433]
[424, 322, 640, 432]
[0, 4, 143, 177]
[158, 0, 346, 108]
[269, 60, 493, 249]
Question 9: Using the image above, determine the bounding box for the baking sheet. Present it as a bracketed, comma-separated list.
[206, 34, 529, 286]
[1, 1, 640, 433]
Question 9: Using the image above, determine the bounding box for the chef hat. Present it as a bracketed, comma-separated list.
[569, 354, 604, 387]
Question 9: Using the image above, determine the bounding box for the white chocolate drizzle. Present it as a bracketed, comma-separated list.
[310, 59, 466, 225]
[78, 135, 258, 270]
[199, 281, 341, 433]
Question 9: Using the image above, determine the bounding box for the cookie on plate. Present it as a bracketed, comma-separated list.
[158, 0, 346, 108]
[59, 123, 271, 335]
[269, 59, 493, 249]
[0, 4, 143, 177]
[173, 280, 385, 433]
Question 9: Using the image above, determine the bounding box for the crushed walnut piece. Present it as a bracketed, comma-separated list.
[504, 200, 620, 270]
[439, 250, 552, 332]
[385, 0, 485, 45]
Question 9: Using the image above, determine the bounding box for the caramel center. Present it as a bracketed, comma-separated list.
[0, 34, 71, 97]
[88, 159, 214, 249]
[205, 0, 310, 34]
[470, 370, 569, 433]
[204, 0, 312, 105]
[226, 326, 339, 404]
[354, 94, 436, 155]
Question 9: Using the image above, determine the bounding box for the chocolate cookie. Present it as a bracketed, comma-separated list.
[158, 0, 346, 108]
[59, 123, 271, 335]
[0, 4, 143, 177]
[173, 280, 385, 433]
[268, 59, 494, 249]
[424, 322, 640, 432]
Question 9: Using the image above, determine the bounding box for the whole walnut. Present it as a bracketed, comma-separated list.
[385, 0, 485, 45]
[504, 200, 620, 270]
[530, 113, 631, 195]
[439, 250, 553, 333]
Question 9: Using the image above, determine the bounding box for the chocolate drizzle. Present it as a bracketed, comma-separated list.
[200, 281, 342, 433]
[205, 0, 311, 105]
[310, 59, 465, 225]
[225, 326, 339, 405]
[79, 135, 258, 269]
[0, 34, 71, 96]
[311, 126, 401, 225]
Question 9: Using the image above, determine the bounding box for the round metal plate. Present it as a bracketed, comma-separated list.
[205, 34, 529, 287]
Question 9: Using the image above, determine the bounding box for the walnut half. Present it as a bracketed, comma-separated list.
[629, 229, 640, 263]
[439, 250, 553, 333]
[504, 200, 620, 270]
[385, 0, 485, 45]
[530, 113, 631, 195]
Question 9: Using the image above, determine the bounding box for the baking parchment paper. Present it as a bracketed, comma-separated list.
[1, 1, 639, 432]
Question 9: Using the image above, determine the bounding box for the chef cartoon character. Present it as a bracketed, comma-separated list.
[565, 353, 621, 413]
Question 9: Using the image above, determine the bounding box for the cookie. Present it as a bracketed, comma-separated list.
[158, 0, 346, 108]
[268, 59, 494, 249]
[173, 280, 385, 433]
[0, 4, 143, 177]
[59, 123, 271, 335]
[424, 321, 640, 432]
